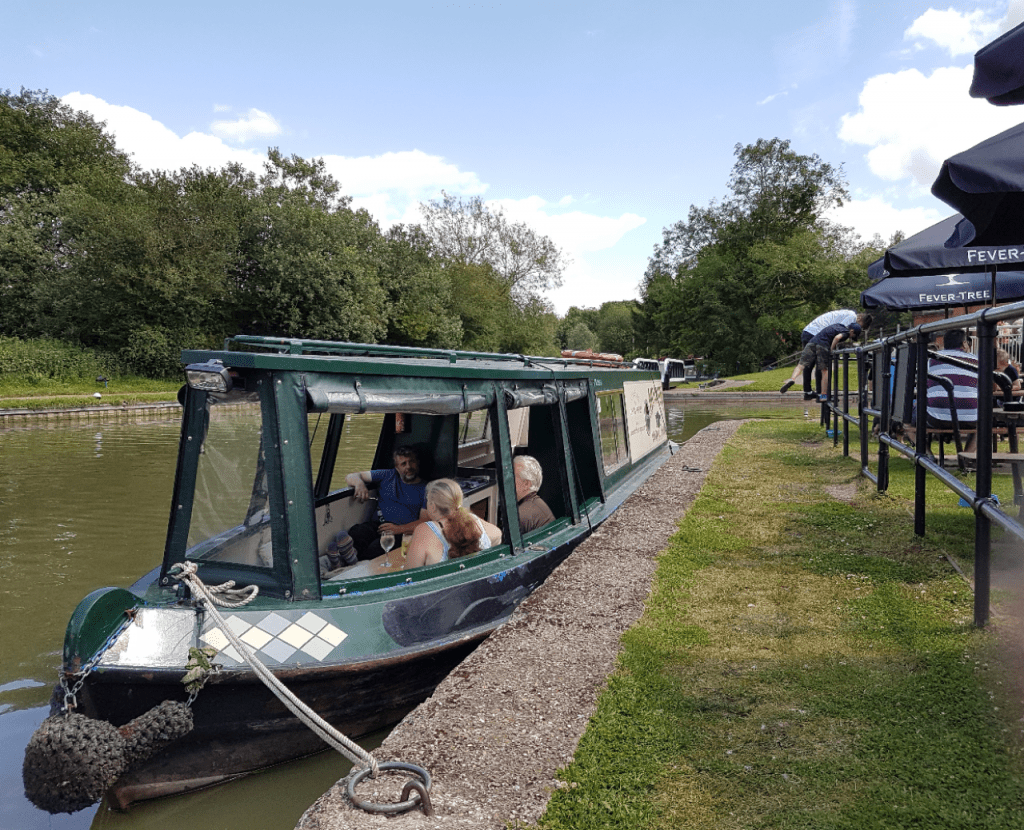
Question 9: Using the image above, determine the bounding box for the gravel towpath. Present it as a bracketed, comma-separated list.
[297, 420, 744, 830]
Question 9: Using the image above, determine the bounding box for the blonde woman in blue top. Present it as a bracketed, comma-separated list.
[404, 479, 502, 568]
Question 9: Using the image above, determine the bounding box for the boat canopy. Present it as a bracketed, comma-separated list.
[306, 386, 494, 415]
[504, 383, 587, 409]
[304, 378, 588, 415]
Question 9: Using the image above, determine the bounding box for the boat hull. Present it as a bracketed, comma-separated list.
[69, 529, 587, 808]
[91, 634, 484, 808]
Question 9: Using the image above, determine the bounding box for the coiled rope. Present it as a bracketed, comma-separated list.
[169, 562, 379, 776]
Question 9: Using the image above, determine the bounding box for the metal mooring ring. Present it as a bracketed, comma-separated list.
[347, 762, 434, 816]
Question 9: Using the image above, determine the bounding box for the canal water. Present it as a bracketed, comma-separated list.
[0, 399, 778, 829]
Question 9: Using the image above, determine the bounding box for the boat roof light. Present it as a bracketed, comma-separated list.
[185, 359, 232, 393]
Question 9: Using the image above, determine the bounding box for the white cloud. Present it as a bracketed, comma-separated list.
[1007, 0, 1024, 30]
[758, 91, 788, 106]
[487, 196, 645, 254]
[58, 95, 485, 216]
[210, 108, 283, 144]
[476, 196, 647, 314]
[904, 8, 1000, 56]
[836, 12, 1024, 253]
[838, 65, 1022, 190]
[320, 150, 486, 225]
[61, 92, 267, 175]
[547, 267, 641, 315]
[829, 197, 944, 246]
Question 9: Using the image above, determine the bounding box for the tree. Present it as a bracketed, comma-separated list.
[632, 270, 675, 357]
[556, 306, 600, 350]
[565, 322, 600, 351]
[2, 92, 572, 373]
[229, 150, 388, 343]
[379, 225, 462, 348]
[639, 138, 871, 373]
[0, 89, 134, 340]
[444, 262, 509, 352]
[33, 163, 255, 371]
[0, 88, 132, 198]
[594, 301, 636, 357]
[559, 302, 638, 356]
[497, 296, 559, 356]
[419, 192, 568, 302]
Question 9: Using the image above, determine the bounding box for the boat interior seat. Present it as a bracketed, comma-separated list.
[457, 439, 493, 467]
[313, 487, 380, 555]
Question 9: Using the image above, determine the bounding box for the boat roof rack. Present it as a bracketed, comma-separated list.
[223, 335, 634, 370]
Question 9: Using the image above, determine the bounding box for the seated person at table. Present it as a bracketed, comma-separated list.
[997, 348, 1021, 404]
[514, 455, 555, 533]
[345, 446, 429, 560]
[905, 328, 979, 449]
[404, 479, 502, 568]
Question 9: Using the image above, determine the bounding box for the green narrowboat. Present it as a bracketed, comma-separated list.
[42, 335, 674, 809]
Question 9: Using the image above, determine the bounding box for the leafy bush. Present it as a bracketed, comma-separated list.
[0, 336, 126, 383]
[119, 327, 221, 379]
[118, 327, 181, 379]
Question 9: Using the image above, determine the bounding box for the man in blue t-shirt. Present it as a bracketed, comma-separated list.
[798, 310, 858, 399]
[345, 446, 429, 560]
[781, 318, 865, 401]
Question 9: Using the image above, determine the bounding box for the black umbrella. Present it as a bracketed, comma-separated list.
[862, 270, 1024, 311]
[867, 255, 888, 281]
[882, 213, 1024, 277]
[970, 20, 1024, 106]
[931, 119, 1024, 246]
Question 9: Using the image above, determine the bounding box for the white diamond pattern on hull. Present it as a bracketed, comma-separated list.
[200, 611, 347, 667]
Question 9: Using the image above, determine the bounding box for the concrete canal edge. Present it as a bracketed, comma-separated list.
[296, 420, 746, 830]
[0, 401, 181, 424]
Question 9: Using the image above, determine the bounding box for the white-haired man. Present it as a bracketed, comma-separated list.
[513, 455, 555, 533]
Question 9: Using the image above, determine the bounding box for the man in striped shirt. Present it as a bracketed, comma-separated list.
[926, 328, 979, 426]
[905, 328, 979, 450]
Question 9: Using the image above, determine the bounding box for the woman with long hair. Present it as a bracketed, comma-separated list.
[404, 479, 501, 568]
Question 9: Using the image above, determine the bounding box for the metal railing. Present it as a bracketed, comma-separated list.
[824, 300, 1024, 628]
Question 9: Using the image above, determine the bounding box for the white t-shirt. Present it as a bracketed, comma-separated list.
[803, 310, 856, 336]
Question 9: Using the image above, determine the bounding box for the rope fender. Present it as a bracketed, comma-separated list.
[23, 701, 193, 814]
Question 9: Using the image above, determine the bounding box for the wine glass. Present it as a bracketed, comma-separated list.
[379, 531, 395, 567]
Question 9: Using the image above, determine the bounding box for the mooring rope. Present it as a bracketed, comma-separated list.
[190, 572, 260, 608]
[169, 562, 379, 776]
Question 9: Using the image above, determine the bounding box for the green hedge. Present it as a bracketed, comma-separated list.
[0, 337, 128, 383]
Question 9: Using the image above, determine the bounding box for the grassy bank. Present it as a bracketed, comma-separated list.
[0, 388, 179, 411]
[539, 419, 1024, 829]
[700, 365, 861, 394]
[0, 337, 179, 409]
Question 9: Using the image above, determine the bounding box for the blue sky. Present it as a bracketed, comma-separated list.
[3, 1, 1024, 314]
